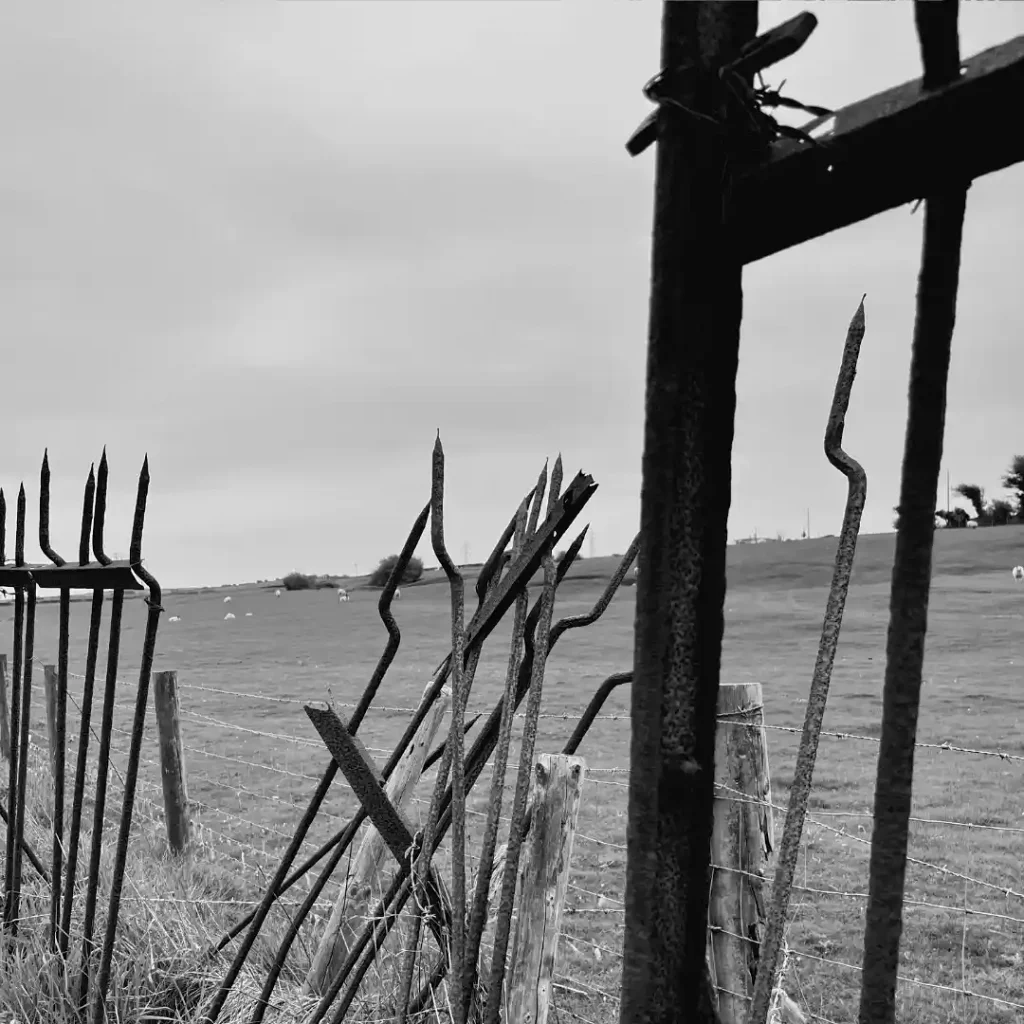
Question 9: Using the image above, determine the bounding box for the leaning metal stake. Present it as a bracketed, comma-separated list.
[748, 298, 868, 1024]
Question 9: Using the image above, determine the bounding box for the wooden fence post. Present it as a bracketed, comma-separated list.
[0, 653, 10, 760]
[302, 681, 453, 997]
[507, 753, 586, 1024]
[707, 682, 793, 1024]
[153, 670, 191, 855]
[43, 664, 59, 780]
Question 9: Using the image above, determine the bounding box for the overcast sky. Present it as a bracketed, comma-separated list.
[3, 2, 1023, 589]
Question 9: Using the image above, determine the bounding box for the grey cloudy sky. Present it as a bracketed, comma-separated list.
[3, 2, 1023, 589]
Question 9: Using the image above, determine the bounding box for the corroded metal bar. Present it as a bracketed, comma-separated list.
[40, 451, 70, 954]
[749, 299, 868, 1024]
[622, 5, 757, 1023]
[91, 457, 164, 1024]
[78, 453, 124, 1012]
[562, 670, 634, 757]
[7, 485, 36, 939]
[430, 433, 469, 1024]
[461, 493, 531, 1019]
[860, 6, 967, 1022]
[2, 485, 23, 935]
[0, 560, 143, 590]
[60, 463, 100, 961]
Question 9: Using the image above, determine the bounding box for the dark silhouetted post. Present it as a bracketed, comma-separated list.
[620, 4, 758, 1023]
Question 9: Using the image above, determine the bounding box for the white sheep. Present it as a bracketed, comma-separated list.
[275, 589, 282, 597]
[168, 615, 181, 623]
[394, 587, 402, 600]
[338, 588, 349, 603]
[1013, 565, 1024, 582]
[224, 612, 235, 620]
[245, 611, 253, 617]
[224, 595, 232, 603]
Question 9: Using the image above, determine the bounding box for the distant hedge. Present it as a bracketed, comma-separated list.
[369, 554, 424, 587]
[282, 572, 315, 591]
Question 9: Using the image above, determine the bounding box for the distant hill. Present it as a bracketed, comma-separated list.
[168, 524, 1024, 597]
[409, 525, 1024, 594]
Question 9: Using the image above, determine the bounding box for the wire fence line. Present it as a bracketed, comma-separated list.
[14, 656, 1024, 1021]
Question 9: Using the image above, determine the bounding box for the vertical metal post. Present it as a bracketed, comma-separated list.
[859, 4, 966, 1022]
[620, 4, 757, 1023]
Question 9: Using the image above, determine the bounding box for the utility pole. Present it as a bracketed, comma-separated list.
[620, 5, 758, 1024]
[807, 507, 811, 540]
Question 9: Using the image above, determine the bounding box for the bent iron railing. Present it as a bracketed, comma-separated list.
[196, 439, 640, 1024]
[0, 448, 162, 1024]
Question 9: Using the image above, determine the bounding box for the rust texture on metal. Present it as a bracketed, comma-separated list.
[430, 432, 470, 1024]
[860, 5, 967, 1023]
[461, 491, 532, 1018]
[203, 491, 540, 969]
[210, 445, 616, 1024]
[747, 299, 868, 1024]
[188, 435, 639, 1024]
[622, 5, 758, 1024]
[483, 461, 560, 1024]
[727, 33, 1023, 265]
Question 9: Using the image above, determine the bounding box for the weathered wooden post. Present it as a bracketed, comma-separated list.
[43, 664, 59, 780]
[0, 653, 10, 759]
[302, 682, 452, 997]
[153, 670, 191, 855]
[707, 683, 772, 1023]
[507, 754, 586, 1024]
[621, 5, 759, 1023]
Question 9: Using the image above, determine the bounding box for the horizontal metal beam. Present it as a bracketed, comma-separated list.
[0, 559, 143, 590]
[729, 34, 1024, 265]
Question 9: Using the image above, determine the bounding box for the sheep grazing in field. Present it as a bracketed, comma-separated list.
[394, 587, 402, 600]
[224, 612, 235, 620]
[275, 589, 282, 597]
[337, 588, 349, 603]
[223, 595, 232, 603]
[1013, 565, 1024, 582]
[168, 615, 181, 623]
[245, 611, 253, 617]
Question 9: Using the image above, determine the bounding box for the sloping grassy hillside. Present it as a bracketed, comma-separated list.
[543, 524, 1024, 593]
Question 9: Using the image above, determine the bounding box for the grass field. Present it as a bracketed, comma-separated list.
[3, 524, 1024, 1023]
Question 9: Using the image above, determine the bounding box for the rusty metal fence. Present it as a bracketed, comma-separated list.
[0, 449, 163, 1024]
